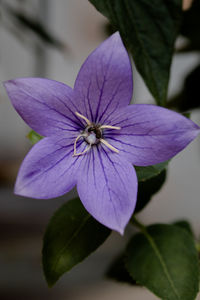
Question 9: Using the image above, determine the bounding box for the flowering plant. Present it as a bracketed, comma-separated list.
[3, 0, 200, 299]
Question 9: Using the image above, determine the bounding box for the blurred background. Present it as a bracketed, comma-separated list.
[0, 0, 200, 299]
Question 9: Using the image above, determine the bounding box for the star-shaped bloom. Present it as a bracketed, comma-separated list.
[4, 32, 200, 234]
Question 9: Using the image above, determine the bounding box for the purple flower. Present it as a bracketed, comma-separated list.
[4, 32, 200, 234]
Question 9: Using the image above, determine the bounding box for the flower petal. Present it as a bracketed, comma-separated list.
[4, 78, 83, 136]
[105, 104, 200, 166]
[77, 146, 138, 234]
[74, 32, 133, 124]
[15, 133, 86, 199]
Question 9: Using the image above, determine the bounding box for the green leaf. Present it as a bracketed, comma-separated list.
[126, 224, 199, 300]
[42, 198, 111, 287]
[173, 220, 194, 237]
[135, 170, 167, 213]
[106, 254, 136, 284]
[89, 0, 182, 105]
[135, 161, 168, 182]
[27, 130, 43, 145]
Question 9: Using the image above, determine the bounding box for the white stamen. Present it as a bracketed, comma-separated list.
[75, 112, 91, 125]
[100, 138, 119, 153]
[73, 133, 90, 156]
[73, 134, 82, 156]
[73, 144, 91, 156]
[100, 125, 121, 130]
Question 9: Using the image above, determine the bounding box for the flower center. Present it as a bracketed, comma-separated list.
[73, 112, 121, 156]
[84, 125, 102, 145]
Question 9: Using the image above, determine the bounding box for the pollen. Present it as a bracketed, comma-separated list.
[86, 132, 97, 144]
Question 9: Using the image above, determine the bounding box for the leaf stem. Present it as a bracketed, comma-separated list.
[130, 215, 146, 233]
